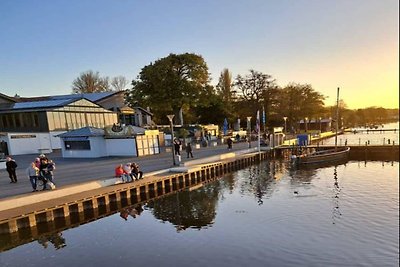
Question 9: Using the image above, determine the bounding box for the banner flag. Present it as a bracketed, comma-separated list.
[256, 110, 260, 133]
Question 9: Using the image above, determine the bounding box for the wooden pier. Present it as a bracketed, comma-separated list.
[0, 151, 270, 251]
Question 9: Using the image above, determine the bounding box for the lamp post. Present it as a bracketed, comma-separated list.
[167, 114, 176, 166]
[305, 117, 308, 133]
[319, 117, 322, 133]
[283, 117, 287, 134]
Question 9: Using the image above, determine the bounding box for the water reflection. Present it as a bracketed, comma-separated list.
[119, 205, 144, 221]
[332, 166, 342, 224]
[242, 161, 284, 205]
[147, 184, 219, 232]
[37, 232, 66, 250]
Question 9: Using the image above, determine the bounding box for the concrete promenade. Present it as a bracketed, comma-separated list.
[0, 141, 255, 200]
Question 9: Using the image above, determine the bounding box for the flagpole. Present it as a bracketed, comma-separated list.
[257, 110, 261, 157]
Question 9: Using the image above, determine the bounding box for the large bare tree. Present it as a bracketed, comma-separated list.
[72, 70, 111, 93]
[111, 76, 128, 91]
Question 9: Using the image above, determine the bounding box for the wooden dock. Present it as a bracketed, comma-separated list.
[0, 151, 270, 251]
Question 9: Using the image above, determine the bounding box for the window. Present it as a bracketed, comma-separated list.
[47, 112, 55, 131]
[33, 113, 39, 127]
[15, 114, 21, 127]
[2, 115, 7, 127]
[64, 140, 91, 150]
[59, 112, 66, 130]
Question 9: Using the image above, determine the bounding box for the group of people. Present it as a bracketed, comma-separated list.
[27, 154, 56, 192]
[119, 205, 144, 221]
[174, 138, 193, 159]
[5, 154, 56, 192]
[115, 162, 143, 183]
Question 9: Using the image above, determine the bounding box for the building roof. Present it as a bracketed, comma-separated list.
[49, 92, 121, 102]
[58, 127, 105, 138]
[11, 99, 74, 110]
[15, 91, 122, 103]
[0, 98, 97, 112]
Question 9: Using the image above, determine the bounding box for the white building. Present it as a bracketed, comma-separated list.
[0, 92, 154, 155]
[59, 126, 161, 158]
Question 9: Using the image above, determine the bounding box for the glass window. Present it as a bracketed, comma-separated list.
[53, 112, 61, 130]
[59, 112, 66, 130]
[47, 112, 55, 131]
[86, 113, 92, 126]
[6, 114, 14, 128]
[90, 113, 96, 127]
[66, 113, 73, 130]
[65, 140, 91, 150]
[75, 113, 82, 128]
[81, 113, 86, 126]
[33, 113, 39, 127]
[96, 113, 101, 127]
[14, 114, 21, 127]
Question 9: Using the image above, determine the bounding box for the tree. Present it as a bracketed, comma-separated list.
[126, 53, 212, 124]
[72, 71, 111, 93]
[234, 70, 278, 120]
[215, 68, 236, 121]
[111, 76, 129, 91]
[277, 83, 325, 132]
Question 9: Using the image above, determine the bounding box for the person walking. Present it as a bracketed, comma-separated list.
[227, 137, 233, 149]
[26, 162, 39, 192]
[185, 142, 193, 158]
[6, 156, 18, 183]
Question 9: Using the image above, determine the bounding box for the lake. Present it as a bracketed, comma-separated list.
[323, 121, 399, 146]
[0, 159, 398, 267]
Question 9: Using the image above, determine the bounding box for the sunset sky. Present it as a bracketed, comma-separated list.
[0, 0, 398, 109]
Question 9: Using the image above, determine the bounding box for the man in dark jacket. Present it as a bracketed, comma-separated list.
[6, 156, 18, 183]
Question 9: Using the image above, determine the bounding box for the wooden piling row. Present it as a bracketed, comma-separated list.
[0, 151, 270, 251]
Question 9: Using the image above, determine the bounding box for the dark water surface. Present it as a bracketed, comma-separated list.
[1, 161, 398, 267]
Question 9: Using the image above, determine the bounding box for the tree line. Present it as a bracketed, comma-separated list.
[72, 53, 398, 131]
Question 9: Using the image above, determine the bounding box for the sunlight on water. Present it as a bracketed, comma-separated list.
[1, 161, 398, 267]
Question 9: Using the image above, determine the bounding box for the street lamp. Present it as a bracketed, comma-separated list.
[283, 117, 287, 134]
[319, 117, 322, 133]
[167, 114, 176, 166]
[305, 117, 308, 133]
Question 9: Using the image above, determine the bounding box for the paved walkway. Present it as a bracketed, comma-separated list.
[0, 141, 255, 200]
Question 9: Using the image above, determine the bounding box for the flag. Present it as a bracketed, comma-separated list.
[223, 118, 228, 135]
[262, 106, 266, 124]
[256, 110, 260, 133]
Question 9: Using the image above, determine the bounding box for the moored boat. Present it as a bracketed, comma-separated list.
[292, 87, 350, 165]
[292, 147, 350, 165]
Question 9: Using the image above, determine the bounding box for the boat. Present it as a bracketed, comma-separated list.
[292, 87, 350, 165]
[293, 146, 350, 165]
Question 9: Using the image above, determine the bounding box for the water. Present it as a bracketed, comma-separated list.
[1, 160, 398, 267]
[323, 122, 399, 146]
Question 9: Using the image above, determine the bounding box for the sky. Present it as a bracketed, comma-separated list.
[0, 0, 398, 109]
